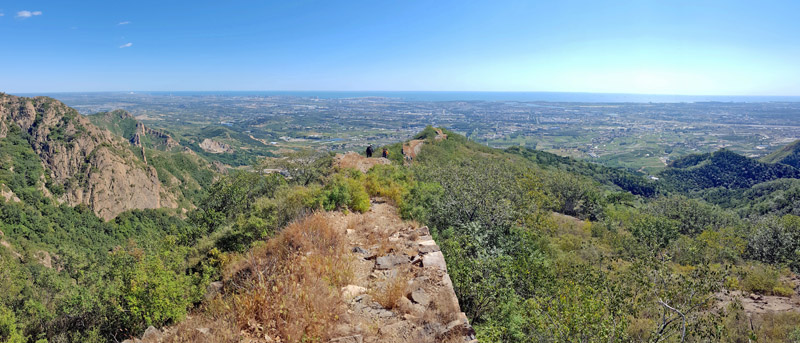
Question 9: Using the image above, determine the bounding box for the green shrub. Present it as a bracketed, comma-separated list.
[104, 239, 200, 336]
[364, 164, 413, 206]
[0, 305, 25, 343]
[741, 264, 786, 295]
[318, 173, 370, 213]
[747, 215, 800, 270]
[629, 214, 679, 251]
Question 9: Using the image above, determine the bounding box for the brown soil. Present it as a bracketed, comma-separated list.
[334, 152, 391, 173]
[716, 275, 800, 315]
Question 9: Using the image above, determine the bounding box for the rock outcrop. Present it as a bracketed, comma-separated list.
[0, 94, 178, 220]
[0, 183, 20, 203]
[199, 138, 233, 154]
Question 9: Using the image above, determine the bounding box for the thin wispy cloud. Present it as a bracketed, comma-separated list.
[118, 21, 130, 25]
[119, 42, 133, 48]
[0, 13, 5, 17]
[16, 10, 42, 18]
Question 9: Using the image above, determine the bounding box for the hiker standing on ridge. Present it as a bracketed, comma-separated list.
[382, 148, 389, 158]
[366, 144, 373, 158]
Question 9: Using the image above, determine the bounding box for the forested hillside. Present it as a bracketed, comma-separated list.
[762, 139, 800, 169]
[4, 115, 800, 342]
[658, 149, 800, 192]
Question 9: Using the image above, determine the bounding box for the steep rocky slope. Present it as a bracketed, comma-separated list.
[0, 93, 178, 220]
[140, 200, 475, 343]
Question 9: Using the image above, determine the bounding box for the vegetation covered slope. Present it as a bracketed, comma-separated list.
[761, 139, 800, 169]
[4, 121, 800, 342]
[658, 148, 800, 192]
[388, 127, 800, 342]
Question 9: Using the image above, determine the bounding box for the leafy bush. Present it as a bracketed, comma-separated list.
[261, 149, 333, 186]
[740, 264, 792, 296]
[747, 215, 800, 270]
[103, 239, 200, 336]
[629, 214, 680, 251]
[364, 164, 413, 206]
[541, 170, 605, 220]
[317, 173, 370, 213]
[645, 195, 739, 235]
[0, 305, 25, 343]
[193, 171, 285, 231]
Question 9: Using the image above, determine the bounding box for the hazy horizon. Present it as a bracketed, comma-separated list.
[11, 90, 800, 105]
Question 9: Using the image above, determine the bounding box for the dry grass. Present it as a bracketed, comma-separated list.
[372, 267, 412, 309]
[167, 213, 354, 343]
[161, 313, 240, 343]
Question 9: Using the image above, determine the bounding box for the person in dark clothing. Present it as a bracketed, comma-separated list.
[366, 144, 373, 157]
[382, 148, 389, 158]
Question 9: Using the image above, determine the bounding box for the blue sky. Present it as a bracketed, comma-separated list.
[1, 0, 799, 95]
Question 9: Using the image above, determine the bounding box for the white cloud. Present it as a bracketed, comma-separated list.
[16, 10, 42, 18]
[118, 21, 130, 25]
[0, 13, 5, 17]
[119, 42, 133, 48]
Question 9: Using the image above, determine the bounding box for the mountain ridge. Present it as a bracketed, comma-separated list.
[0, 93, 180, 220]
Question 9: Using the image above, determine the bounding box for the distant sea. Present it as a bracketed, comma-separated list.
[33, 91, 800, 103]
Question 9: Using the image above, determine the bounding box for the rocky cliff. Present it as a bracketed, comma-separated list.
[0, 93, 177, 220]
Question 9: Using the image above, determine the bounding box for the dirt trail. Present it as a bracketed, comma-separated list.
[323, 199, 476, 343]
[402, 140, 425, 161]
[402, 128, 447, 163]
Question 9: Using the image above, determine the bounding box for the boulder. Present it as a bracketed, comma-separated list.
[417, 226, 430, 236]
[418, 240, 440, 254]
[422, 251, 447, 272]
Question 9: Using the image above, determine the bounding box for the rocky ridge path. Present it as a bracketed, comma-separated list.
[402, 128, 447, 163]
[324, 199, 476, 343]
[124, 199, 477, 343]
